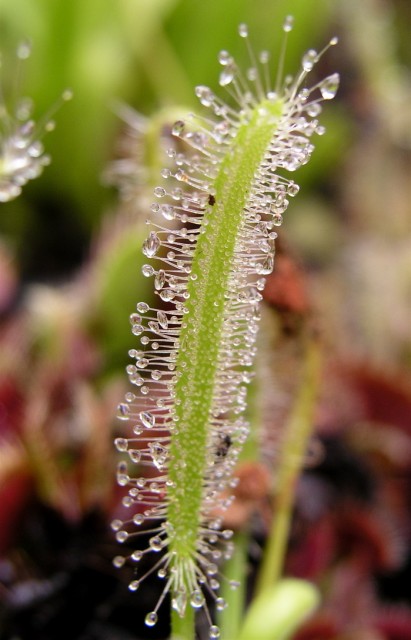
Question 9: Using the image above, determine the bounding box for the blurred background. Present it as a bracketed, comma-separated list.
[1, 0, 411, 639]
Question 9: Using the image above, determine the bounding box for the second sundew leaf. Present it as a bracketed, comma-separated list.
[113, 17, 339, 640]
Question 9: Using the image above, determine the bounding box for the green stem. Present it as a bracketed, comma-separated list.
[256, 336, 321, 595]
[171, 603, 195, 640]
[218, 529, 249, 640]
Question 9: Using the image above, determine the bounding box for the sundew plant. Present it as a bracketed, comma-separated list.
[0, 41, 72, 202]
[113, 17, 339, 640]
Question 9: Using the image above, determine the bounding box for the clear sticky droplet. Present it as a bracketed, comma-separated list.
[287, 181, 300, 196]
[129, 313, 142, 325]
[229, 580, 240, 589]
[218, 50, 232, 66]
[129, 449, 141, 463]
[111, 519, 123, 531]
[149, 442, 168, 469]
[142, 264, 154, 277]
[154, 270, 166, 290]
[219, 63, 236, 87]
[116, 403, 130, 420]
[172, 120, 185, 136]
[157, 310, 168, 329]
[145, 612, 158, 627]
[172, 590, 187, 617]
[238, 23, 248, 38]
[140, 411, 155, 429]
[136, 302, 149, 313]
[154, 186, 166, 197]
[161, 204, 174, 220]
[142, 231, 160, 257]
[259, 50, 270, 64]
[195, 85, 215, 107]
[115, 530, 128, 543]
[306, 102, 322, 117]
[302, 49, 318, 72]
[160, 289, 175, 302]
[133, 514, 145, 526]
[128, 580, 139, 591]
[113, 555, 125, 568]
[319, 73, 340, 99]
[283, 15, 294, 32]
[187, 589, 203, 609]
[149, 536, 163, 552]
[114, 438, 128, 452]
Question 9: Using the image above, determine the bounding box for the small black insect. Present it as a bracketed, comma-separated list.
[208, 194, 216, 206]
[215, 434, 232, 459]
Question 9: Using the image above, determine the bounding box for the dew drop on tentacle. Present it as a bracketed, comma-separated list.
[302, 49, 318, 71]
[136, 302, 150, 313]
[149, 536, 163, 552]
[145, 612, 158, 627]
[219, 63, 237, 87]
[157, 310, 168, 329]
[111, 519, 123, 532]
[172, 120, 185, 136]
[238, 23, 248, 38]
[114, 437, 128, 452]
[115, 530, 128, 543]
[129, 580, 140, 592]
[218, 50, 233, 66]
[155, 269, 166, 290]
[140, 411, 155, 429]
[143, 231, 161, 257]
[113, 555, 125, 568]
[190, 589, 205, 609]
[132, 515, 145, 527]
[142, 264, 155, 276]
[319, 73, 340, 99]
[116, 403, 130, 420]
[0, 42, 70, 201]
[172, 590, 188, 617]
[283, 15, 294, 32]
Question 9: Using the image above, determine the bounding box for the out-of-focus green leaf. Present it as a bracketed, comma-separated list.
[237, 579, 320, 640]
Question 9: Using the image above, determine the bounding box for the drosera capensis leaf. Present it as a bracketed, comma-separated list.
[0, 40, 72, 202]
[113, 17, 338, 640]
